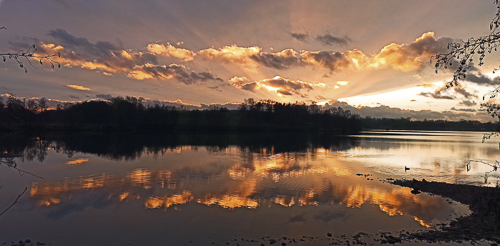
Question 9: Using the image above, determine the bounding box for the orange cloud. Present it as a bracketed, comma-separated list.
[229, 76, 325, 96]
[67, 85, 90, 91]
[198, 45, 262, 72]
[301, 32, 452, 72]
[66, 158, 89, 165]
[128, 63, 221, 84]
[39, 43, 147, 74]
[147, 43, 196, 61]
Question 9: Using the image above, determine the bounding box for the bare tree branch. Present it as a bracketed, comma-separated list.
[0, 27, 61, 73]
[0, 187, 27, 217]
[434, 1, 500, 88]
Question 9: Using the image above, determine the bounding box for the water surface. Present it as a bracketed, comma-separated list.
[0, 131, 496, 245]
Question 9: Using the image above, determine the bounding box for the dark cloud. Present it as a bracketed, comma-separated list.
[250, 49, 301, 70]
[48, 28, 118, 56]
[418, 92, 455, 100]
[241, 83, 259, 91]
[300, 51, 346, 71]
[96, 94, 113, 100]
[37, 29, 157, 73]
[129, 64, 222, 84]
[453, 87, 476, 99]
[450, 107, 477, 112]
[458, 100, 477, 107]
[69, 95, 79, 99]
[461, 72, 500, 85]
[291, 32, 309, 42]
[207, 86, 222, 92]
[316, 34, 351, 46]
[418, 85, 475, 100]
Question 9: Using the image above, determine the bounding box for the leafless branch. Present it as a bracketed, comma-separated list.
[0, 44, 61, 73]
[0, 187, 27, 217]
[434, 0, 500, 89]
[466, 159, 500, 172]
[0, 26, 61, 73]
[0, 158, 44, 180]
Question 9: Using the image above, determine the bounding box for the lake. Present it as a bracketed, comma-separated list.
[0, 130, 498, 245]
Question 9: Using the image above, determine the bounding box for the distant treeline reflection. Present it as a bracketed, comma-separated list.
[0, 133, 358, 162]
[0, 97, 360, 134]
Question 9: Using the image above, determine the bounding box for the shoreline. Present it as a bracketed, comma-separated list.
[390, 179, 500, 244]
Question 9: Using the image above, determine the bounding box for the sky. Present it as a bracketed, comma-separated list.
[0, 0, 499, 121]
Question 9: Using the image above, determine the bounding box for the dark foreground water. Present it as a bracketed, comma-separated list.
[0, 131, 498, 245]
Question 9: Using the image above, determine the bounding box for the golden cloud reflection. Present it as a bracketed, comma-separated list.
[28, 147, 461, 228]
[198, 195, 259, 209]
[251, 151, 344, 182]
[145, 191, 193, 209]
[129, 168, 152, 189]
[66, 158, 89, 165]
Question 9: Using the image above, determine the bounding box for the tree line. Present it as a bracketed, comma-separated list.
[0, 96, 497, 133]
[362, 117, 498, 131]
[0, 96, 361, 134]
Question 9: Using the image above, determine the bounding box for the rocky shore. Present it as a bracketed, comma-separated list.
[391, 179, 500, 244]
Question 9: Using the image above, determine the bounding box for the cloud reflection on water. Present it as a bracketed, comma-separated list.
[29, 146, 465, 229]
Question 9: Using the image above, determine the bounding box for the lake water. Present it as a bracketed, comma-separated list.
[0, 131, 498, 245]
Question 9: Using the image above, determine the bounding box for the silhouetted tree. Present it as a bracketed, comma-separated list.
[434, 0, 500, 142]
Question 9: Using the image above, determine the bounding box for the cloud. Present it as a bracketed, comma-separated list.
[291, 33, 309, 42]
[30, 29, 221, 85]
[419, 84, 476, 100]
[199, 45, 304, 72]
[164, 32, 449, 74]
[316, 34, 351, 46]
[229, 76, 325, 96]
[147, 43, 196, 61]
[418, 92, 454, 100]
[35, 29, 157, 74]
[301, 32, 452, 72]
[300, 50, 346, 71]
[460, 72, 500, 85]
[453, 87, 476, 99]
[198, 45, 261, 72]
[67, 85, 90, 91]
[128, 64, 222, 84]
[458, 100, 477, 107]
[96, 94, 113, 100]
[450, 107, 477, 112]
[250, 49, 301, 70]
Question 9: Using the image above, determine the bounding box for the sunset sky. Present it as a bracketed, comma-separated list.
[0, 0, 499, 121]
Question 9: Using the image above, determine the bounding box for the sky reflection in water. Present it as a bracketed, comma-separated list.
[0, 131, 491, 245]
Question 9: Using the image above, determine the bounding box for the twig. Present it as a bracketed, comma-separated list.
[0, 44, 61, 73]
[466, 160, 500, 172]
[14, 167, 44, 180]
[0, 187, 27, 217]
[0, 159, 44, 180]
